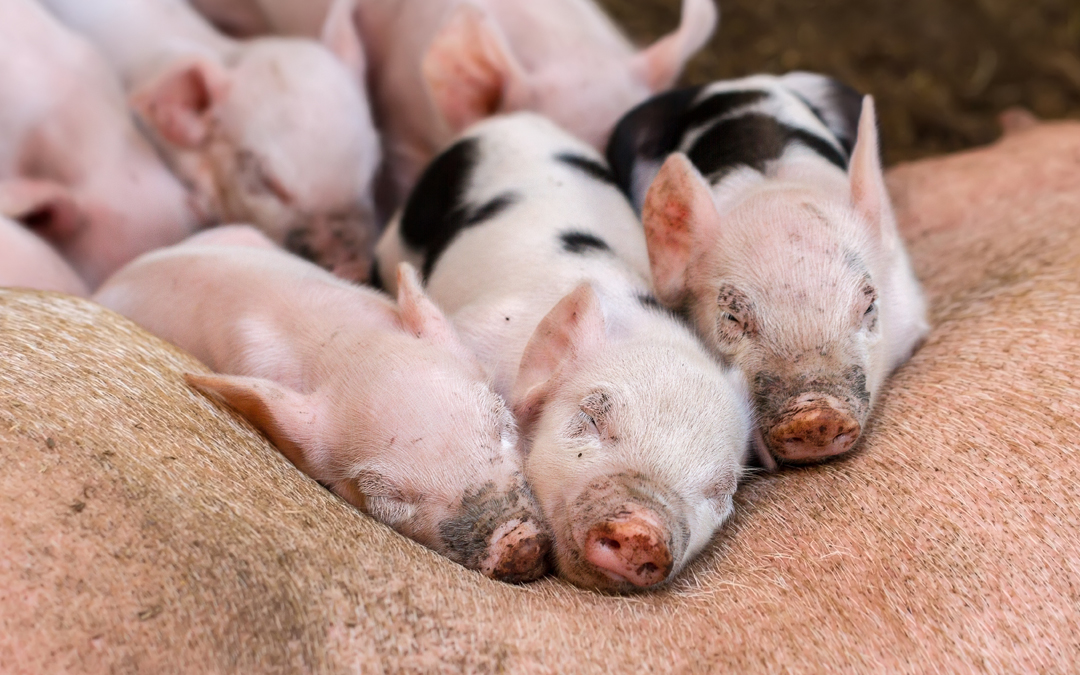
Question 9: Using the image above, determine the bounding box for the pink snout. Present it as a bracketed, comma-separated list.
[583, 511, 673, 588]
[768, 405, 861, 462]
[481, 519, 551, 583]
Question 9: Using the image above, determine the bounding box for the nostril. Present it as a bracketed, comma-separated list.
[599, 538, 620, 551]
[638, 562, 658, 577]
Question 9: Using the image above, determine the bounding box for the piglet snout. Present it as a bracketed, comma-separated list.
[480, 518, 551, 583]
[583, 511, 673, 588]
[768, 404, 860, 462]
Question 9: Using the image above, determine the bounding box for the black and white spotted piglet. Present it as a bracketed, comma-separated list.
[607, 72, 929, 467]
[376, 113, 751, 593]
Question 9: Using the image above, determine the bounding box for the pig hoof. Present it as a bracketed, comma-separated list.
[583, 515, 673, 588]
[481, 519, 551, 583]
[768, 407, 861, 462]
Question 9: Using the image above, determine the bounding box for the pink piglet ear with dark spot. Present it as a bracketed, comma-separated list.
[395, 262, 459, 346]
[641, 153, 721, 306]
[512, 283, 606, 436]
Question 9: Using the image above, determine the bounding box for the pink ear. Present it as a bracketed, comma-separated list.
[185, 372, 320, 475]
[512, 283, 606, 434]
[632, 0, 718, 91]
[849, 96, 898, 243]
[0, 178, 84, 244]
[395, 262, 459, 345]
[320, 0, 366, 81]
[421, 4, 530, 134]
[641, 153, 718, 306]
[129, 58, 231, 149]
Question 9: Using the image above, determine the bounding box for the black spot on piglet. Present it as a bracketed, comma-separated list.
[561, 230, 612, 255]
[556, 153, 618, 187]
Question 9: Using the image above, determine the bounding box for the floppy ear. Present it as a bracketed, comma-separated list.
[512, 283, 606, 436]
[641, 153, 719, 306]
[185, 373, 320, 475]
[320, 0, 366, 81]
[130, 58, 231, 149]
[849, 96, 899, 246]
[0, 178, 85, 244]
[422, 3, 531, 134]
[395, 262, 459, 346]
[631, 0, 718, 92]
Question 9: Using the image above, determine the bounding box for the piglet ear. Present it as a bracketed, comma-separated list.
[0, 178, 85, 244]
[849, 96, 897, 244]
[632, 0, 718, 92]
[395, 262, 459, 345]
[641, 153, 719, 306]
[320, 0, 366, 81]
[512, 283, 606, 434]
[185, 373, 320, 475]
[130, 58, 231, 149]
[422, 4, 531, 134]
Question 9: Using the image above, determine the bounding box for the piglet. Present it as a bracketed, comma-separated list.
[0, 0, 200, 288]
[201, 0, 718, 207]
[42, 0, 382, 282]
[0, 216, 88, 297]
[94, 226, 550, 582]
[607, 73, 930, 466]
[376, 114, 751, 592]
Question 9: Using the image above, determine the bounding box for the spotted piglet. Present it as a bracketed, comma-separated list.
[376, 114, 751, 592]
[94, 226, 549, 583]
[607, 73, 930, 467]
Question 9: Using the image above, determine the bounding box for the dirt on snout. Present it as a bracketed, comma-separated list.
[599, 0, 1080, 165]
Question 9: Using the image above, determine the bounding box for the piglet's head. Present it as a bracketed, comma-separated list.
[642, 97, 929, 467]
[422, 0, 718, 151]
[512, 283, 749, 592]
[186, 263, 549, 583]
[130, 0, 381, 281]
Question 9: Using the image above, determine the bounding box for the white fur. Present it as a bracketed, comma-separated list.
[377, 113, 751, 590]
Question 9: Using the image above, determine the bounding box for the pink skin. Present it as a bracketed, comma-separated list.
[186, 0, 720, 209]
[376, 114, 750, 592]
[642, 98, 929, 465]
[93, 228, 550, 582]
[0, 215, 89, 297]
[0, 0, 201, 289]
[44, 0, 382, 282]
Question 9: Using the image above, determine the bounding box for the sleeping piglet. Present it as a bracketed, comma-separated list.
[192, 0, 720, 208]
[94, 226, 550, 582]
[607, 73, 930, 467]
[0, 0, 200, 289]
[0, 215, 88, 297]
[42, 0, 381, 281]
[376, 114, 751, 592]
